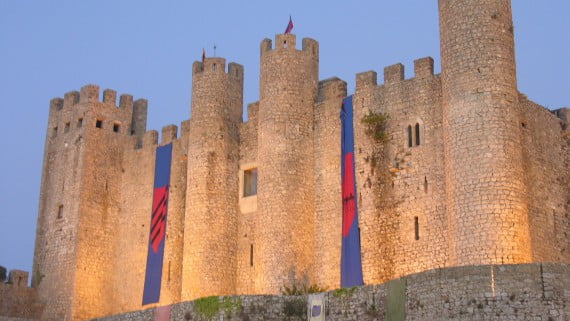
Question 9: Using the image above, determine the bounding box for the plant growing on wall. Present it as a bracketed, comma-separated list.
[361, 111, 389, 144]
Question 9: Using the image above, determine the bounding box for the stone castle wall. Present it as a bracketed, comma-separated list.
[86, 263, 570, 321]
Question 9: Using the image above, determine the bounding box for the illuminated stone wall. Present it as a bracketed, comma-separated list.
[27, 1, 569, 320]
[88, 263, 570, 321]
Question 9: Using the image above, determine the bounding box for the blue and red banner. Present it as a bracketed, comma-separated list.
[340, 95, 364, 288]
[142, 143, 173, 305]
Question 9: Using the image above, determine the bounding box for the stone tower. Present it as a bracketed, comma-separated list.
[182, 58, 243, 300]
[255, 34, 319, 293]
[32, 85, 147, 320]
[439, 0, 531, 265]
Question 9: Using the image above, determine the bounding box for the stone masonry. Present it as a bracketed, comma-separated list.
[2, 0, 568, 320]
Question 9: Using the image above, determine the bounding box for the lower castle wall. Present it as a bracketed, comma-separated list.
[86, 263, 570, 321]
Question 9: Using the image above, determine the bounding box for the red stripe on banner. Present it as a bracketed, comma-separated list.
[150, 186, 169, 253]
[342, 152, 356, 237]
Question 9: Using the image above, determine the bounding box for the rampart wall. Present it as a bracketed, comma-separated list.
[87, 263, 570, 321]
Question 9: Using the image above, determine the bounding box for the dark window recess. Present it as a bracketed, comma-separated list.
[113, 123, 120, 133]
[64, 122, 70, 133]
[407, 125, 413, 147]
[212, 64, 216, 72]
[424, 176, 428, 193]
[77, 118, 83, 128]
[284, 40, 287, 48]
[52, 127, 58, 138]
[95, 120, 103, 128]
[250, 244, 254, 267]
[415, 123, 421, 146]
[243, 168, 258, 197]
[57, 205, 64, 219]
[414, 217, 420, 240]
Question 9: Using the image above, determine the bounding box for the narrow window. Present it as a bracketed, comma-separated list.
[243, 168, 258, 197]
[414, 217, 419, 240]
[113, 123, 120, 133]
[415, 123, 421, 146]
[250, 244, 254, 267]
[168, 261, 171, 282]
[212, 64, 216, 72]
[57, 205, 64, 219]
[18, 276, 22, 286]
[64, 122, 70, 133]
[52, 127, 58, 138]
[284, 40, 287, 48]
[407, 125, 413, 147]
[424, 176, 428, 193]
[77, 118, 83, 128]
[95, 120, 102, 128]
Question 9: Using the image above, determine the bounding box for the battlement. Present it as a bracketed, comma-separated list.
[52, 84, 138, 110]
[246, 101, 259, 121]
[355, 57, 436, 90]
[317, 77, 347, 103]
[356, 71, 378, 89]
[260, 34, 318, 57]
[192, 58, 244, 80]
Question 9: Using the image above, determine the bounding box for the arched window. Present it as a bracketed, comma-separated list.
[415, 123, 421, 146]
[407, 125, 413, 147]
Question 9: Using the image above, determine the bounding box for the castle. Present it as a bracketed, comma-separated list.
[1, 0, 568, 320]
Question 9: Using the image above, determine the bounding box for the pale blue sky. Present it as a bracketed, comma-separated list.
[1, 1, 568, 275]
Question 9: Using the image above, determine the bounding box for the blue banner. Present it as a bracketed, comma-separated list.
[340, 96, 364, 287]
[142, 143, 173, 305]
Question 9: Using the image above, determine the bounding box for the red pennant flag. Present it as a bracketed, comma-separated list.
[284, 16, 293, 34]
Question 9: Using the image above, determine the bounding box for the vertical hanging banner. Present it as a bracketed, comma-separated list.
[340, 95, 364, 288]
[142, 143, 173, 305]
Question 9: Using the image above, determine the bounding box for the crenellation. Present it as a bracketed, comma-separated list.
[180, 119, 191, 137]
[119, 93, 134, 109]
[246, 102, 259, 121]
[161, 124, 178, 144]
[356, 70, 378, 89]
[228, 62, 244, 80]
[63, 90, 80, 108]
[142, 130, 158, 147]
[103, 89, 117, 105]
[79, 84, 99, 103]
[384, 63, 405, 84]
[49, 97, 64, 112]
[414, 57, 435, 78]
[317, 77, 347, 103]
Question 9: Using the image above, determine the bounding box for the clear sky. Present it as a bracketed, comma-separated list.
[1, 1, 568, 276]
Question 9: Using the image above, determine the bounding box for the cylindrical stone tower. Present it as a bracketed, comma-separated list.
[182, 58, 243, 300]
[255, 34, 318, 293]
[439, 0, 531, 265]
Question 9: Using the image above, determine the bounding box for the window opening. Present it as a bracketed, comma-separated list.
[250, 244, 254, 267]
[113, 123, 120, 133]
[96, 120, 102, 128]
[77, 118, 83, 128]
[407, 125, 413, 147]
[212, 64, 216, 72]
[52, 127, 58, 138]
[415, 123, 421, 146]
[64, 122, 70, 133]
[57, 205, 64, 219]
[414, 217, 420, 240]
[243, 168, 258, 197]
